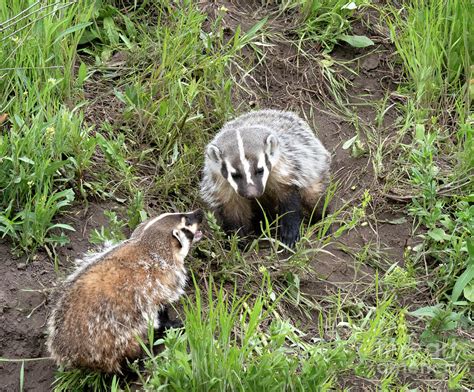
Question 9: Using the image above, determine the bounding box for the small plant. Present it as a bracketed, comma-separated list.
[53, 369, 121, 392]
[141, 277, 343, 390]
[406, 125, 473, 303]
[126, 191, 148, 230]
[89, 210, 127, 245]
[282, 0, 373, 52]
[382, 264, 417, 291]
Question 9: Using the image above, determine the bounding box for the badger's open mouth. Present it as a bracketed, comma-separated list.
[192, 230, 203, 243]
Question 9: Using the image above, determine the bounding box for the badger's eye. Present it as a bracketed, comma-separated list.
[231, 172, 242, 180]
[256, 167, 264, 176]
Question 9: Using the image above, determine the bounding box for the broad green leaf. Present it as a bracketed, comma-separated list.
[19, 156, 34, 165]
[342, 135, 357, 150]
[409, 304, 442, 318]
[338, 35, 374, 48]
[427, 227, 451, 242]
[104, 17, 120, 46]
[48, 223, 76, 232]
[451, 263, 474, 302]
[464, 282, 474, 302]
[77, 62, 88, 87]
[467, 237, 474, 259]
[79, 29, 98, 45]
[54, 22, 92, 44]
[415, 124, 425, 141]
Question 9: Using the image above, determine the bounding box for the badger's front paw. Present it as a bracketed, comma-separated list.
[280, 222, 300, 248]
[159, 317, 183, 331]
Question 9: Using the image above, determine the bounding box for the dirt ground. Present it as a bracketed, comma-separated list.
[0, 3, 415, 391]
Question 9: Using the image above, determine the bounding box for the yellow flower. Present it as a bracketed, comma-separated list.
[45, 126, 55, 138]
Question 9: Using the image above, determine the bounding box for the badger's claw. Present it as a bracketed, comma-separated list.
[280, 223, 300, 248]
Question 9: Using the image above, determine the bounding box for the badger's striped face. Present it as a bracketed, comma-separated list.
[207, 130, 279, 200]
[139, 210, 204, 260]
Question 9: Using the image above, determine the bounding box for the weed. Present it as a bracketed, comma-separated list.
[53, 369, 124, 392]
[89, 210, 127, 245]
[282, 0, 373, 52]
[406, 125, 473, 304]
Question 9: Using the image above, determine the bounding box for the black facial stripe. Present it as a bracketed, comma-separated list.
[220, 162, 228, 178]
[181, 227, 194, 241]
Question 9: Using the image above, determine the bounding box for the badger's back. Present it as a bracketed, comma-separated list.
[47, 244, 164, 373]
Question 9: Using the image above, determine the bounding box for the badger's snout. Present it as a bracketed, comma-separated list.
[183, 209, 204, 242]
[240, 185, 263, 200]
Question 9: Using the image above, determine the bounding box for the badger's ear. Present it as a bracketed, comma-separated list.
[265, 134, 279, 157]
[173, 229, 185, 247]
[206, 144, 222, 164]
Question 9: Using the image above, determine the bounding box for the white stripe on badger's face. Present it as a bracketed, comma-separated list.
[173, 225, 192, 260]
[225, 159, 239, 192]
[236, 130, 254, 185]
[142, 212, 178, 232]
[257, 152, 270, 189]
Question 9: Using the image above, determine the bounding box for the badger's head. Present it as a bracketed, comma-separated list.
[206, 127, 280, 199]
[137, 209, 204, 262]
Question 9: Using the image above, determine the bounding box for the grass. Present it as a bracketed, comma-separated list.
[0, 0, 97, 255]
[1, 0, 473, 390]
[54, 278, 472, 391]
[385, 0, 473, 310]
[280, 0, 374, 52]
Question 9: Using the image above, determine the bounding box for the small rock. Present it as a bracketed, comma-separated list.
[16, 262, 27, 270]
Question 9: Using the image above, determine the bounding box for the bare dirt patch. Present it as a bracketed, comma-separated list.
[0, 204, 121, 391]
[0, 242, 55, 392]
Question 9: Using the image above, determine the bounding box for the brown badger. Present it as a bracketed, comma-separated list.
[46, 210, 203, 373]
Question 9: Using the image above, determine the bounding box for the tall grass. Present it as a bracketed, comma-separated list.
[112, 1, 266, 207]
[387, 0, 471, 116]
[0, 1, 96, 254]
[136, 279, 471, 391]
[386, 0, 473, 307]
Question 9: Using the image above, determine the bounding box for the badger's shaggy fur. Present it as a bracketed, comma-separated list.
[200, 109, 331, 246]
[46, 210, 203, 373]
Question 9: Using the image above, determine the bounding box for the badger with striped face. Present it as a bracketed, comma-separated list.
[206, 126, 279, 200]
[47, 210, 203, 373]
[200, 109, 331, 247]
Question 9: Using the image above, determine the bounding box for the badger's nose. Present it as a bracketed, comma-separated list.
[242, 186, 262, 199]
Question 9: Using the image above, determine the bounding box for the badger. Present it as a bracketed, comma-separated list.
[46, 209, 203, 373]
[200, 109, 331, 247]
